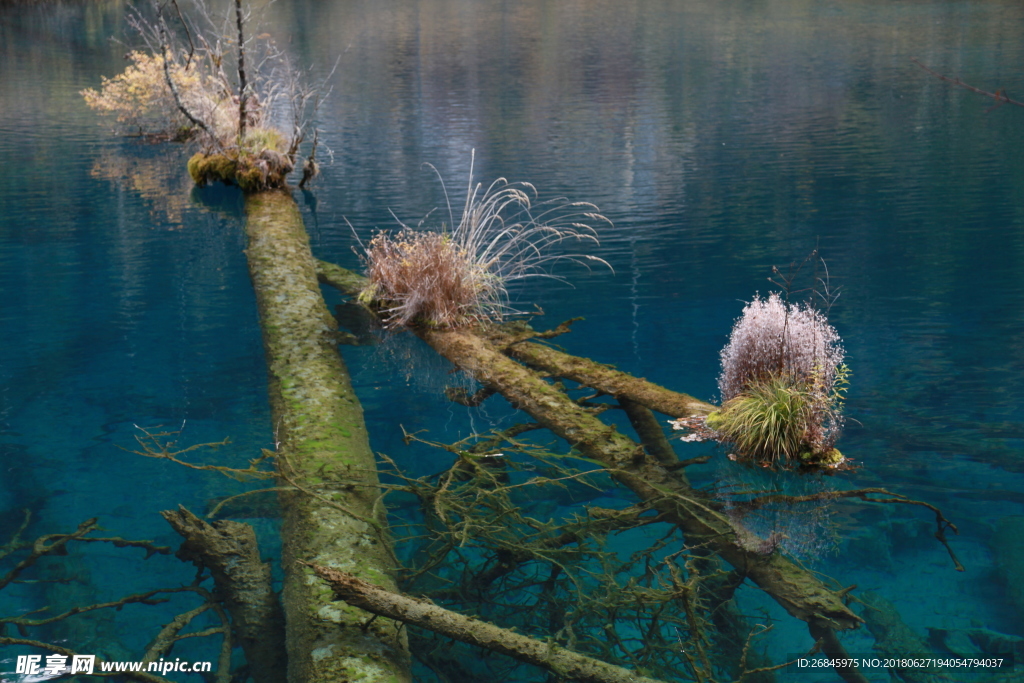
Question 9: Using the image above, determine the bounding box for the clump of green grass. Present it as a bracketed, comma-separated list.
[708, 292, 848, 468]
[360, 154, 611, 328]
[708, 375, 841, 467]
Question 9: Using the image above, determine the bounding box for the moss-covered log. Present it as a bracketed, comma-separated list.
[245, 192, 410, 683]
[416, 326, 862, 633]
[307, 564, 671, 683]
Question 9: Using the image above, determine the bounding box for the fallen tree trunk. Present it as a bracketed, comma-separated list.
[315, 258, 866, 682]
[245, 192, 410, 683]
[307, 564, 671, 683]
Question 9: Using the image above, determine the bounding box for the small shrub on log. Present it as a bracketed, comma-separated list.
[709, 292, 848, 467]
[360, 160, 611, 328]
[82, 2, 323, 193]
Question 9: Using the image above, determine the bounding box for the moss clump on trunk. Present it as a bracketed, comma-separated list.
[189, 147, 294, 194]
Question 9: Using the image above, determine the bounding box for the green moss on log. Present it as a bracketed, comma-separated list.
[189, 130, 295, 193]
[243, 190, 410, 683]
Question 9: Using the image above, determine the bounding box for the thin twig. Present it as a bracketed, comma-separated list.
[912, 58, 1024, 109]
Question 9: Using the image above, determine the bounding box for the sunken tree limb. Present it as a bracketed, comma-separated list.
[307, 564, 670, 683]
[245, 192, 410, 682]
[161, 506, 286, 683]
[415, 326, 862, 633]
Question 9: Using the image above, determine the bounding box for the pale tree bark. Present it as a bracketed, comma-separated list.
[245, 192, 411, 683]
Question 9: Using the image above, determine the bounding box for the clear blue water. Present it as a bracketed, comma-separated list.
[3, 0, 1024, 680]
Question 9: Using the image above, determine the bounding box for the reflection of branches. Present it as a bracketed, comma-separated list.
[912, 58, 1024, 110]
[727, 487, 963, 572]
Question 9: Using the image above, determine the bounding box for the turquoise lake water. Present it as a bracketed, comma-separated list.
[3, 0, 1024, 680]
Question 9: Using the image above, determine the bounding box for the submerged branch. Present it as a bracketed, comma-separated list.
[306, 564, 671, 683]
[0, 518, 100, 592]
[161, 506, 287, 683]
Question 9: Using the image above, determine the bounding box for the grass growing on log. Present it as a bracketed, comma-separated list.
[360, 156, 612, 328]
[708, 375, 818, 466]
[709, 292, 848, 468]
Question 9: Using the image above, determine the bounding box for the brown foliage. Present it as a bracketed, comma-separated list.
[362, 229, 493, 328]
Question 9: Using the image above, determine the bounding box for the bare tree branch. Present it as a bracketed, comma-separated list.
[912, 58, 1024, 110]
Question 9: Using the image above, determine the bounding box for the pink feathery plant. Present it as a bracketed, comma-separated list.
[709, 292, 848, 467]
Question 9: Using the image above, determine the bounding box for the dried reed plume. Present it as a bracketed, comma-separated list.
[361, 156, 611, 328]
[712, 292, 847, 466]
[719, 292, 844, 402]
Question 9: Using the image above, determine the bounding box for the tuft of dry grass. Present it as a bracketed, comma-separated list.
[361, 230, 494, 329]
[360, 156, 611, 328]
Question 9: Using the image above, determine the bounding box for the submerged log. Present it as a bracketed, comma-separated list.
[307, 564, 671, 683]
[245, 192, 410, 682]
[161, 506, 286, 683]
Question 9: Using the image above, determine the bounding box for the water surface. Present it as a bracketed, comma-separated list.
[2, 0, 1024, 679]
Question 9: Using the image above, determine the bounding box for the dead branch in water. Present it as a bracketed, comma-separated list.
[307, 563, 672, 683]
[912, 58, 1024, 110]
